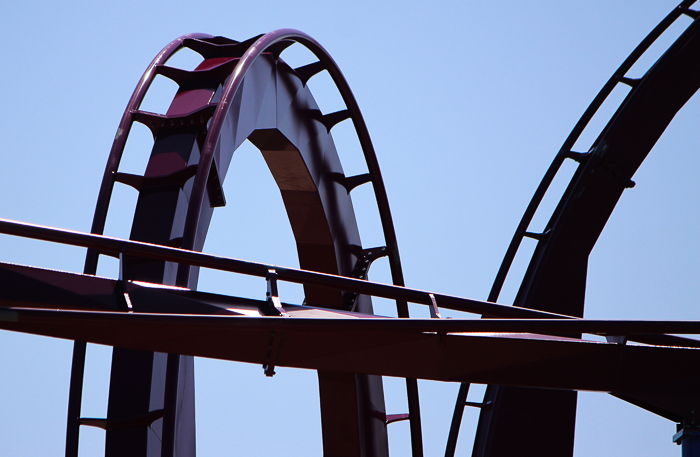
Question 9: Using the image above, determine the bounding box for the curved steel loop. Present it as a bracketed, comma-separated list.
[84, 32, 214, 275]
[487, 0, 696, 302]
[449, 3, 700, 457]
[178, 29, 423, 457]
[182, 29, 406, 293]
[68, 32, 214, 457]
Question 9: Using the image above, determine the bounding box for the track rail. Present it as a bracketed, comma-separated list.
[61, 30, 423, 457]
[488, 1, 698, 304]
[2, 11, 699, 457]
[67, 33, 214, 457]
[447, 2, 700, 456]
[3, 217, 700, 349]
[176, 29, 424, 457]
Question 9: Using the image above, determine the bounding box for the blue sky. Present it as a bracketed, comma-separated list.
[0, 1, 698, 456]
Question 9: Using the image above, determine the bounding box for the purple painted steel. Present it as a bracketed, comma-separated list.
[182, 29, 402, 288]
[386, 414, 410, 425]
[5, 20, 697, 457]
[8, 259, 700, 339]
[6, 307, 700, 398]
[74, 30, 404, 456]
[0, 218, 571, 319]
[446, 7, 700, 455]
[84, 32, 214, 274]
[156, 42, 390, 454]
[177, 31, 423, 455]
[469, 4, 700, 457]
[487, 0, 696, 304]
[67, 33, 214, 457]
[103, 51, 227, 457]
[3, 218, 700, 352]
[9, 258, 700, 339]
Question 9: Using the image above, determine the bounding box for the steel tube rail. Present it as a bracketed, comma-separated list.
[67, 33, 214, 457]
[487, 0, 697, 303]
[0, 218, 570, 319]
[3, 307, 700, 337]
[463, 6, 700, 457]
[84, 33, 214, 276]
[6, 217, 700, 354]
[179, 29, 423, 455]
[183, 29, 405, 298]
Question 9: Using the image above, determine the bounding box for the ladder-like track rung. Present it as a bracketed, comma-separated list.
[78, 409, 164, 430]
[294, 61, 326, 85]
[156, 59, 240, 89]
[183, 35, 263, 59]
[132, 105, 216, 138]
[113, 164, 198, 191]
[321, 109, 351, 132]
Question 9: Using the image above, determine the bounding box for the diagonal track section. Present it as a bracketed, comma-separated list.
[467, 4, 700, 457]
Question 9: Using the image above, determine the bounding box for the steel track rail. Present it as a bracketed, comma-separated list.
[487, 0, 698, 304]
[58, 30, 419, 457]
[4, 217, 700, 351]
[456, 2, 697, 456]
[83, 33, 215, 275]
[445, 0, 697, 457]
[66, 33, 215, 457]
[178, 29, 424, 456]
[0, 218, 566, 319]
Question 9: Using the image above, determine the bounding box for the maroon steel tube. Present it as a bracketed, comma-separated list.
[84, 33, 214, 275]
[176, 30, 424, 455]
[0, 218, 569, 319]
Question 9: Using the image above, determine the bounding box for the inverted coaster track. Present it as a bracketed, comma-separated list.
[1, 2, 700, 456]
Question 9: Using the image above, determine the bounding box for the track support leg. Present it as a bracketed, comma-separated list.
[674, 426, 700, 456]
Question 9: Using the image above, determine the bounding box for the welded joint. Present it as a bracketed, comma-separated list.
[112, 165, 199, 192]
[464, 400, 492, 409]
[679, 6, 700, 20]
[564, 150, 590, 164]
[294, 61, 325, 86]
[614, 75, 641, 88]
[261, 269, 287, 316]
[429, 293, 442, 319]
[343, 173, 372, 193]
[117, 250, 134, 313]
[156, 59, 241, 92]
[523, 229, 550, 242]
[605, 335, 627, 345]
[78, 409, 164, 430]
[321, 109, 351, 132]
[263, 331, 284, 377]
[385, 413, 410, 425]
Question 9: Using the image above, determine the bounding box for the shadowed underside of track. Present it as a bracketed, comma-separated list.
[467, 5, 700, 457]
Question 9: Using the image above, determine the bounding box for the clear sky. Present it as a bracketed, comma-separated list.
[0, 0, 698, 456]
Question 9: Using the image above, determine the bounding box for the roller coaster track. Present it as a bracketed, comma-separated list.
[66, 29, 422, 457]
[446, 1, 700, 456]
[1, 4, 700, 457]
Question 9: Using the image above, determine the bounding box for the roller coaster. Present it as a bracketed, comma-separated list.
[1, 2, 700, 456]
